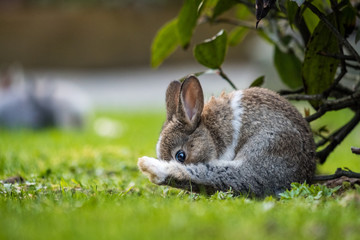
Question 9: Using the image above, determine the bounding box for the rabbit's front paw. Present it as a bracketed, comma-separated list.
[138, 156, 168, 185]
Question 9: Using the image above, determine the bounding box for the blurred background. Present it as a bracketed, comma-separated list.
[1, 0, 359, 174]
[0, 0, 279, 112]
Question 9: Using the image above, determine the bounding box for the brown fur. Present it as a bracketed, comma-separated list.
[141, 76, 316, 197]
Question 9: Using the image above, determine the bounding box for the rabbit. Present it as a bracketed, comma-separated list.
[138, 75, 316, 198]
[0, 66, 91, 130]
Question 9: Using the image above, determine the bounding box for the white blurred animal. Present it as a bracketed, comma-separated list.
[0, 66, 91, 129]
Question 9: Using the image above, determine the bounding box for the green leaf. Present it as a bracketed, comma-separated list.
[286, 1, 299, 27]
[274, 46, 303, 89]
[249, 76, 265, 88]
[201, 0, 219, 16]
[151, 18, 180, 68]
[228, 27, 249, 46]
[302, 14, 340, 108]
[177, 0, 203, 49]
[204, 0, 219, 9]
[339, 2, 357, 37]
[212, 0, 238, 19]
[194, 30, 228, 69]
[302, 8, 319, 34]
[71, 179, 81, 186]
[234, 4, 252, 19]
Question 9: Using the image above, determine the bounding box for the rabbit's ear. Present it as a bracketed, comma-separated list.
[178, 75, 204, 128]
[165, 81, 181, 121]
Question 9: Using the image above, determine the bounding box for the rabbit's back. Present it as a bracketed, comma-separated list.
[238, 88, 315, 157]
[234, 88, 316, 194]
[201, 87, 316, 195]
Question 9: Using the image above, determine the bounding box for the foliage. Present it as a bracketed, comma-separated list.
[151, 0, 360, 164]
[279, 182, 341, 200]
[151, 19, 180, 68]
[302, 13, 340, 108]
[193, 30, 228, 69]
[249, 75, 265, 87]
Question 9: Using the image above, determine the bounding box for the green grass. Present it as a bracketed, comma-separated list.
[0, 110, 360, 240]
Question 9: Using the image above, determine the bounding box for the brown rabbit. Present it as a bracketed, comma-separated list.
[138, 75, 316, 197]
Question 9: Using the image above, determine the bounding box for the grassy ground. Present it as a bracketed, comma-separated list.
[0, 110, 359, 240]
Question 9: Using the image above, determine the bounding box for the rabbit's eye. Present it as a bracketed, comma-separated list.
[175, 150, 186, 163]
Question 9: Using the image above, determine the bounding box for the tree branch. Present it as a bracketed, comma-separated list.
[317, 52, 357, 61]
[346, 63, 360, 70]
[322, 54, 347, 98]
[316, 111, 360, 164]
[333, 84, 355, 96]
[316, 115, 359, 148]
[218, 68, 238, 90]
[285, 94, 323, 101]
[316, 126, 340, 148]
[351, 147, 360, 155]
[303, 1, 360, 64]
[313, 168, 360, 181]
[278, 88, 304, 96]
[283, 85, 354, 100]
[306, 91, 360, 122]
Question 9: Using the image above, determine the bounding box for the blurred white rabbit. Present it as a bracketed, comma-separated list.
[0, 65, 91, 129]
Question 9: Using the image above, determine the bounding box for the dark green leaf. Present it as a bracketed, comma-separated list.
[151, 19, 180, 68]
[302, 14, 340, 108]
[274, 46, 303, 89]
[194, 30, 228, 69]
[286, 1, 299, 27]
[249, 76, 265, 88]
[228, 27, 249, 46]
[177, 0, 203, 49]
[339, 2, 357, 37]
[212, 0, 238, 20]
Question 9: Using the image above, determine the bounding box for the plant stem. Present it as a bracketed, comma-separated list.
[285, 94, 323, 101]
[305, 91, 360, 122]
[218, 68, 238, 90]
[316, 111, 360, 164]
[278, 88, 304, 96]
[313, 168, 360, 181]
[318, 52, 357, 61]
[351, 147, 360, 155]
[322, 57, 347, 98]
